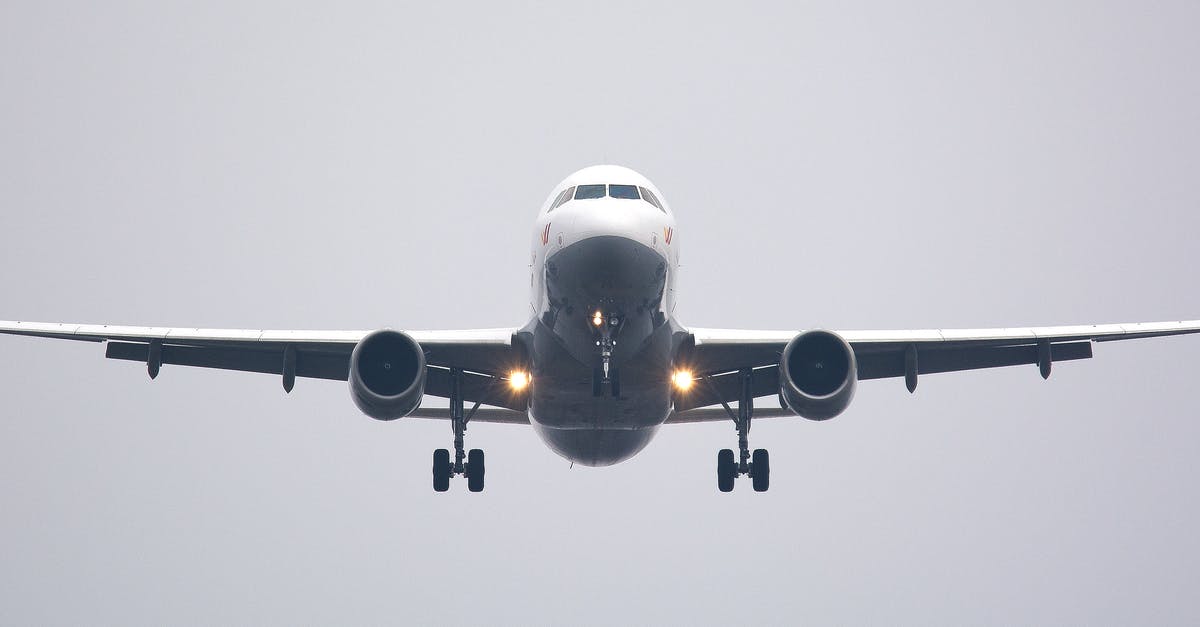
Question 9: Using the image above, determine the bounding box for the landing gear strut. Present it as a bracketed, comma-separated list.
[710, 368, 769, 492]
[433, 367, 486, 492]
[592, 310, 622, 398]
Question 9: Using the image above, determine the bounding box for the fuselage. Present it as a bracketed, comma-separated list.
[518, 165, 683, 466]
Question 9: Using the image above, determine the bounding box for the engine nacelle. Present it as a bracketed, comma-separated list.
[779, 330, 857, 421]
[349, 329, 426, 421]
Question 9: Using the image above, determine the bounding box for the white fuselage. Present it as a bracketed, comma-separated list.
[531, 167, 678, 316]
[518, 165, 683, 465]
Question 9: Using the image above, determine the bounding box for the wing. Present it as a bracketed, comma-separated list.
[671, 320, 1200, 417]
[0, 320, 525, 412]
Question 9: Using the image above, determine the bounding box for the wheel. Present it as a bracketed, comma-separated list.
[466, 448, 485, 492]
[717, 449, 735, 492]
[751, 448, 770, 492]
[433, 448, 451, 492]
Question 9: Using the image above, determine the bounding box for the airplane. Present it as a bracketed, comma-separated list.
[3, 164, 1198, 493]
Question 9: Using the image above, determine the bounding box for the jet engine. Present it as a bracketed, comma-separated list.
[349, 329, 426, 421]
[779, 330, 857, 421]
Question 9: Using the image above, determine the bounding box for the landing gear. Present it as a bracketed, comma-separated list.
[432, 367, 487, 492]
[433, 446, 484, 493]
[433, 448, 451, 492]
[591, 309, 623, 398]
[709, 368, 770, 492]
[751, 448, 769, 492]
[466, 448, 485, 492]
[717, 449, 736, 492]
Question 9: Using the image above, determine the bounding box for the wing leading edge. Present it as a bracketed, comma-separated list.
[0, 320, 524, 411]
[6, 318, 1199, 423]
[673, 320, 1200, 415]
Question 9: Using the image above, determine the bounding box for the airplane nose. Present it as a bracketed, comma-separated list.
[563, 199, 665, 247]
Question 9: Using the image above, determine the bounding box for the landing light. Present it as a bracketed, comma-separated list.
[671, 370, 694, 391]
[592, 311, 604, 327]
[509, 371, 531, 391]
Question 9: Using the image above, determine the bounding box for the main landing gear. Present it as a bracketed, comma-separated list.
[710, 368, 769, 492]
[433, 367, 486, 493]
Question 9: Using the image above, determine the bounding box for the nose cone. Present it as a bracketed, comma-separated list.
[559, 198, 670, 249]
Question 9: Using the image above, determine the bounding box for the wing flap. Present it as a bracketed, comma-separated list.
[856, 341, 1093, 380]
[424, 366, 528, 412]
[408, 407, 530, 424]
[673, 366, 779, 412]
[666, 406, 795, 424]
[688, 320, 1200, 378]
[686, 343, 782, 377]
[105, 342, 349, 380]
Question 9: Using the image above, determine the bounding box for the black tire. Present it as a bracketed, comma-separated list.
[466, 448, 485, 492]
[433, 449, 451, 492]
[751, 448, 770, 492]
[717, 449, 736, 492]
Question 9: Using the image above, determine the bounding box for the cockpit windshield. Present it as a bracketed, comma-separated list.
[639, 187, 664, 211]
[574, 184, 606, 200]
[609, 184, 640, 199]
[557, 183, 667, 213]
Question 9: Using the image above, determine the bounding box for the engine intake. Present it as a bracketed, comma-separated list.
[779, 330, 857, 421]
[349, 329, 426, 421]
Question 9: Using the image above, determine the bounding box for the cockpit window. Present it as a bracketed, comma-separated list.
[609, 184, 640, 200]
[639, 187, 665, 212]
[574, 184, 606, 200]
[548, 189, 566, 211]
[549, 186, 574, 211]
[567, 183, 666, 208]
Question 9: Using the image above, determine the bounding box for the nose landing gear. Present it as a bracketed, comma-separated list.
[591, 309, 623, 398]
[709, 368, 770, 492]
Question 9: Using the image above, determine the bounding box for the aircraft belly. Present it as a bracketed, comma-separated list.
[527, 329, 672, 466]
[521, 235, 680, 466]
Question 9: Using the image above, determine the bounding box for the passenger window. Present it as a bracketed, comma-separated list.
[609, 184, 640, 200]
[575, 184, 606, 200]
[640, 187, 665, 212]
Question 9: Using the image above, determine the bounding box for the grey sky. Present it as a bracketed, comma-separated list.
[2, 1, 1199, 624]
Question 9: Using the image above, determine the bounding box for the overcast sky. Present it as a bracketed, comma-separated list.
[2, 1, 1199, 624]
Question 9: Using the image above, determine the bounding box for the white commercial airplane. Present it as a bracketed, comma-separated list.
[3, 165, 1199, 492]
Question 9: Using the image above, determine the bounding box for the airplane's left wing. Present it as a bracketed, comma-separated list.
[671, 320, 1200, 419]
[0, 320, 525, 413]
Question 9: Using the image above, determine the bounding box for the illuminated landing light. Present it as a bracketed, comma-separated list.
[592, 311, 604, 327]
[671, 370, 694, 391]
[509, 371, 532, 391]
